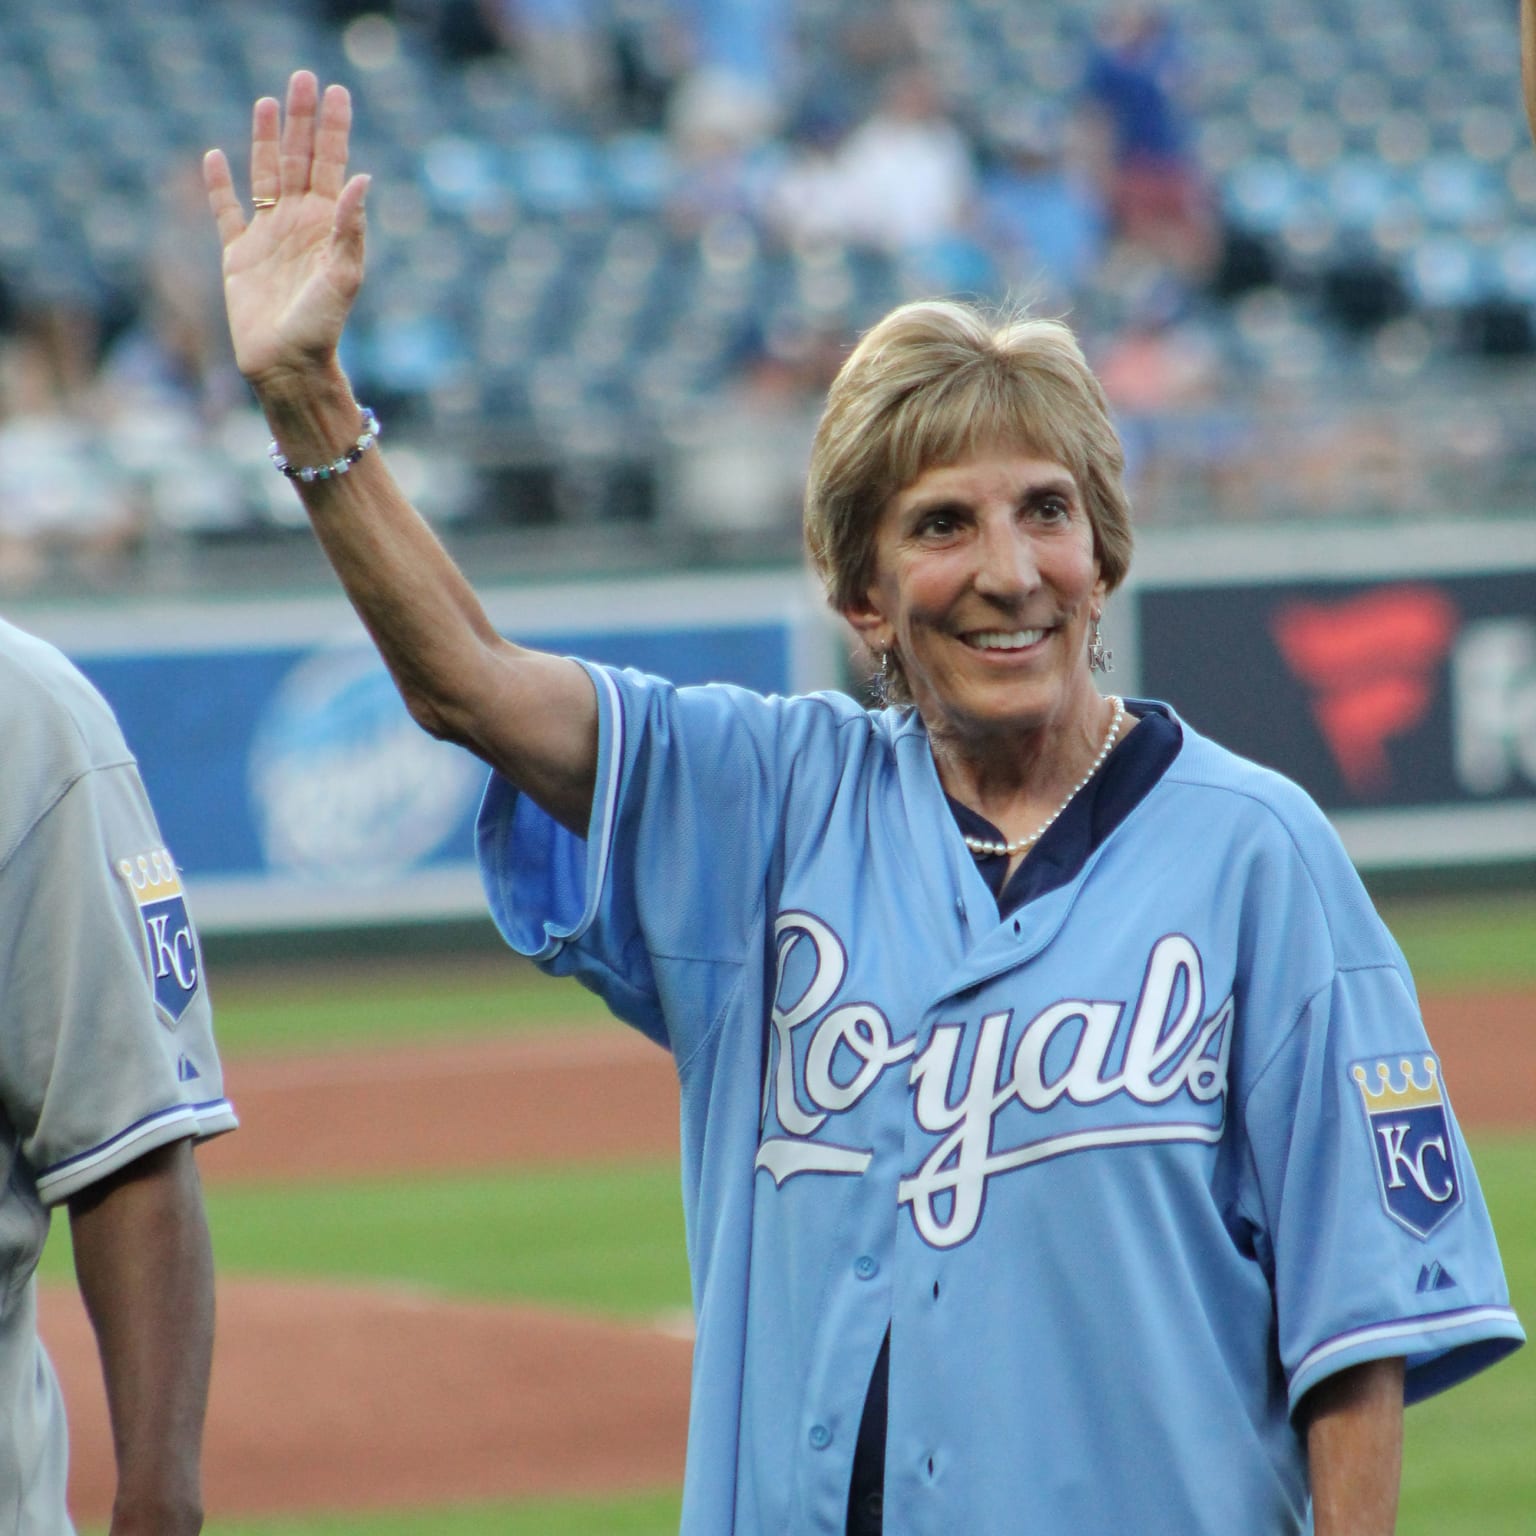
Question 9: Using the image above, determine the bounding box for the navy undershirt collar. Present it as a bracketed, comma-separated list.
[946, 699, 1182, 918]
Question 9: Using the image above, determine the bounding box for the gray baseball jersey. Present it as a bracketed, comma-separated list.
[0, 617, 237, 1534]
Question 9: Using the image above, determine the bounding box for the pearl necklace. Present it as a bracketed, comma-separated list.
[962, 695, 1126, 859]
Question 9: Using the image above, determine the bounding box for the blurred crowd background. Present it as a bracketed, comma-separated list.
[1, 0, 1533, 598]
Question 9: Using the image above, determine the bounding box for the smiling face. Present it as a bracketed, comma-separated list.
[844, 449, 1107, 752]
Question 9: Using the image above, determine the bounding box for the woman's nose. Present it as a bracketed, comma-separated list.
[972, 515, 1038, 598]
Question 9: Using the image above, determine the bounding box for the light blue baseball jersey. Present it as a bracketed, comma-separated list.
[477, 665, 1523, 1536]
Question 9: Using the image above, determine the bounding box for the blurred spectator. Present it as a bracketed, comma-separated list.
[1079, 5, 1219, 282]
[98, 270, 244, 427]
[688, 0, 796, 114]
[664, 317, 848, 543]
[0, 295, 140, 589]
[760, 106, 862, 247]
[664, 62, 784, 234]
[978, 103, 1109, 307]
[653, 0, 799, 233]
[760, 67, 997, 299]
[833, 67, 978, 256]
[492, 0, 614, 118]
[1091, 271, 1253, 519]
[97, 168, 244, 421]
[95, 168, 264, 538]
[0, 0, 1529, 589]
[796, 0, 919, 130]
[432, 0, 515, 64]
[611, 5, 695, 130]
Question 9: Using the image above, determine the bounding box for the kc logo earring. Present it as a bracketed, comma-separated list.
[1089, 618, 1113, 674]
[873, 648, 891, 705]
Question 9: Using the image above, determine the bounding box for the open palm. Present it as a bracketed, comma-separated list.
[203, 70, 369, 389]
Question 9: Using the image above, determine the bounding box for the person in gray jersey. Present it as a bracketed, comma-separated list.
[0, 615, 237, 1536]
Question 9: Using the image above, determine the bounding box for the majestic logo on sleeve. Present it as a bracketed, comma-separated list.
[118, 848, 201, 1025]
[757, 914, 1233, 1249]
[1352, 1055, 1462, 1238]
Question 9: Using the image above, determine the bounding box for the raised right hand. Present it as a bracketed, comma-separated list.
[203, 70, 369, 392]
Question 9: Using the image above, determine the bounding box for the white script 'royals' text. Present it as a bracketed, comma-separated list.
[755, 913, 1233, 1248]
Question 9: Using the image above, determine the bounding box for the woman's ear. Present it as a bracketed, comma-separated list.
[839, 592, 893, 658]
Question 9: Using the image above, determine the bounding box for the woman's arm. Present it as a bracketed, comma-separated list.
[1306, 37, 1515, 1515]
[69, 1140, 215, 1536]
[1301, 1355, 1405, 1536]
[203, 72, 596, 832]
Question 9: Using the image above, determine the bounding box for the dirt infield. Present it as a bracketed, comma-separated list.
[41, 988, 1531, 1525]
[44, 1025, 691, 1527]
[40, 1279, 691, 1522]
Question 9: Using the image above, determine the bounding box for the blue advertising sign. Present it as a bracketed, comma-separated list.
[24, 572, 835, 930]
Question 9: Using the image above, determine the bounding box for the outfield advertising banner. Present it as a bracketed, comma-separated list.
[21, 572, 839, 931]
[1130, 523, 1536, 870]
[17, 522, 1532, 931]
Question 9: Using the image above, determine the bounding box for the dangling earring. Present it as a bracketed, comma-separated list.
[871, 648, 891, 706]
[1088, 617, 1113, 674]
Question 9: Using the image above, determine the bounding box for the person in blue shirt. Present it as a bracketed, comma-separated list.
[203, 70, 1523, 1535]
[1079, 4, 1218, 279]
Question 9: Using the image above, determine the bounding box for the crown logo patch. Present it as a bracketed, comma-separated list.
[118, 847, 201, 1026]
[1351, 1054, 1461, 1239]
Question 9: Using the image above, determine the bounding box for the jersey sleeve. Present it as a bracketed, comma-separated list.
[1, 760, 237, 1209]
[1235, 860, 1523, 1413]
[476, 662, 808, 1059]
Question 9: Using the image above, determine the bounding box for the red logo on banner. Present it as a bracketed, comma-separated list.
[1270, 585, 1459, 794]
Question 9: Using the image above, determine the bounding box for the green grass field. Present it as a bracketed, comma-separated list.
[1375, 891, 1536, 990]
[204, 950, 614, 1057]
[209, 1492, 686, 1536]
[62, 890, 1533, 1535]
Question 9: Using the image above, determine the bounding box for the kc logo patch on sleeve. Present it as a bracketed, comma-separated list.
[118, 847, 201, 1025]
[1351, 1055, 1462, 1238]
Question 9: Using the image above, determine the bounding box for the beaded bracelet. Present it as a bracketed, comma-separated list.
[268, 406, 382, 483]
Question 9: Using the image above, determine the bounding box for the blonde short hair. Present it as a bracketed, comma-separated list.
[804, 300, 1134, 696]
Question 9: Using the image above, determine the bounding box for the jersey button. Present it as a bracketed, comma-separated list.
[854, 1255, 879, 1280]
[808, 1423, 832, 1451]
